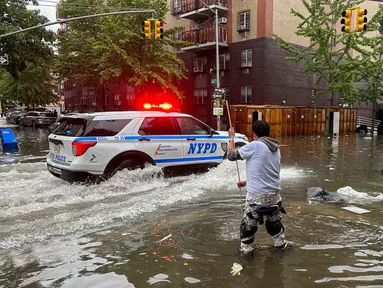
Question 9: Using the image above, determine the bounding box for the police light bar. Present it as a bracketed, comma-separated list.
[143, 103, 173, 110]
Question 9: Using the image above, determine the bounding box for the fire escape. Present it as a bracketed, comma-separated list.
[171, 0, 228, 52]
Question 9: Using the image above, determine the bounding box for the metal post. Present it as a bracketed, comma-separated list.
[0, 10, 155, 39]
[215, 9, 221, 130]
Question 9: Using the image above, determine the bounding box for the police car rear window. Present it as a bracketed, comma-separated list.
[53, 118, 88, 136]
[53, 118, 131, 137]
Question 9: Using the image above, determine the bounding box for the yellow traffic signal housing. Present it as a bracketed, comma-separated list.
[142, 20, 151, 39]
[155, 20, 164, 40]
[356, 8, 368, 32]
[341, 9, 351, 33]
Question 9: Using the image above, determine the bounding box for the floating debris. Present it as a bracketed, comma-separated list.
[307, 170, 314, 173]
[231, 263, 243, 276]
[294, 269, 307, 272]
[147, 274, 170, 285]
[185, 277, 201, 283]
[182, 253, 194, 260]
[161, 255, 172, 262]
[158, 233, 172, 242]
[342, 206, 371, 214]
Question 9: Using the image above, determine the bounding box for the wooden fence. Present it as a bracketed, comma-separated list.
[228, 105, 357, 138]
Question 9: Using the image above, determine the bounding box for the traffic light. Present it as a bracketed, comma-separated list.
[356, 8, 368, 32]
[341, 9, 351, 33]
[155, 20, 164, 40]
[155, 21, 164, 39]
[142, 20, 151, 39]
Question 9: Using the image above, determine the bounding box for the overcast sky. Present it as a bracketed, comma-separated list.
[27, 0, 60, 32]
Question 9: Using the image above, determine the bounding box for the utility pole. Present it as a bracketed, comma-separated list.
[198, 0, 223, 130]
[0, 10, 155, 39]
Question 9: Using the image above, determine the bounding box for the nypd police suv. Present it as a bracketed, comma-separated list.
[47, 108, 248, 182]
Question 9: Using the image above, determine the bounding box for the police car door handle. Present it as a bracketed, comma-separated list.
[186, 138, 196, 141]
[138, 137, 150, 141]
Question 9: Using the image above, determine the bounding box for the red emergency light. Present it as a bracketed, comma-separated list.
[143, 103, 173, 110]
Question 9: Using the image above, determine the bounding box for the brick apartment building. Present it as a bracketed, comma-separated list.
[164, 0, 381, 128]
[59, 0, 381, 126]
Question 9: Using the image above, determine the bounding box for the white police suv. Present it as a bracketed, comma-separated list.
[47, 106, 248, 182]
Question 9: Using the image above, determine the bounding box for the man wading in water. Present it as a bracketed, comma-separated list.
[227, 120, 287, 253]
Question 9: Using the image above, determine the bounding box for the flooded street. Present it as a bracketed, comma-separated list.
[0, 127, 382, 287]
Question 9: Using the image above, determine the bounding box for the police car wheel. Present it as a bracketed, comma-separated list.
[105, 158, 146, 179]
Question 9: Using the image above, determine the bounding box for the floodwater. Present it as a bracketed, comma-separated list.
[0, 126, 382, 287]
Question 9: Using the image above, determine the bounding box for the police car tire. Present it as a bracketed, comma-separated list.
[104, 158, 148, 179]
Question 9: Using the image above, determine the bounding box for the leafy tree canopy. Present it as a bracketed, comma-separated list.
[55, 0, 190, 97]
[0, 0, 55, 78]
[273, 0, 370, 104]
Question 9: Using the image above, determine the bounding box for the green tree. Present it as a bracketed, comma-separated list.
[0, 60, 59, 107]
[0, 0, 55, 78]
[273, 0, 365, 134]
[55, 0, 190, 107]
[352, 5, 383, 132]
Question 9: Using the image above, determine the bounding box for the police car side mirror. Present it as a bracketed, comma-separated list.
[210, 129, 217, 137]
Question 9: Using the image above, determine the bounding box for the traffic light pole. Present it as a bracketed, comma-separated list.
[215, 8, 221, 131]
[0, 9, 155, 39]
[198, 0, 221, 130]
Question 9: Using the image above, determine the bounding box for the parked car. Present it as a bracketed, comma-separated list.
[19, 111, 57, 127]
[14, 111, 28, 125]
[5, 107, 23, 120]
[8, 111, 27, 125]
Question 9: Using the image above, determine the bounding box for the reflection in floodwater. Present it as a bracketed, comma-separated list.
[0, 129, 382, 287]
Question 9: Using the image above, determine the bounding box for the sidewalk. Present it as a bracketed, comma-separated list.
[0, 117, 17, 128]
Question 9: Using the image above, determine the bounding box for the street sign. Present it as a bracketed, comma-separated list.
[214, 88, 226, 94]
[211, 79, 217, 84]
[213, 107, 223, 116]
[0, 55, 8, 65]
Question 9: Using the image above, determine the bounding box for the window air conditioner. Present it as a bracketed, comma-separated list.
[192, 24, 200, 30]
[218, 17, 227, 24]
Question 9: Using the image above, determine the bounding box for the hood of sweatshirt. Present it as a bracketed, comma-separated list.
[258, 137, 280, 152]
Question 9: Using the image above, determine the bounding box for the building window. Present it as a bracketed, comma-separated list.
[241, 49, 252, 67]
[89, 95, 96, 105]
[238, 11, 250, 30]
[193, 57, 207, 73]
[213, 53, 230, 70]
[126, 93, 135, 105]
[194, 89, 207, 104]
[114, 94, 121, 106]
[173, 29, 183, 41]
[241, 86, 252, 104]
[171, 0, 181, 15]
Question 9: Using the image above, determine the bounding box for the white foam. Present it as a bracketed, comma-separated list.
[0, 161, 304, 249]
